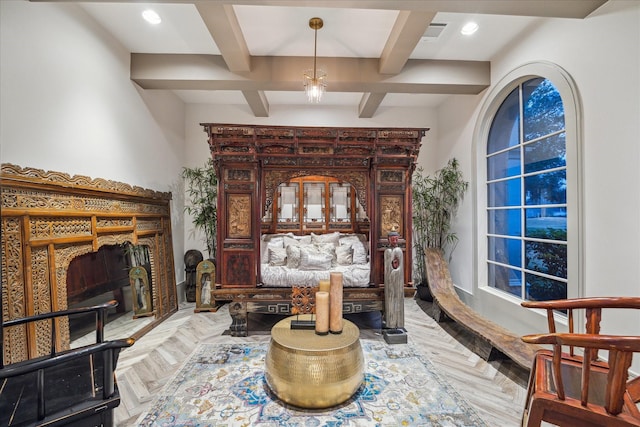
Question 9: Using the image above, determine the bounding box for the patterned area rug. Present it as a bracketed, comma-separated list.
[136, 340, 487, 426]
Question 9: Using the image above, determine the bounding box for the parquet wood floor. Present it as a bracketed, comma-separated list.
[111, 297, 530, 426]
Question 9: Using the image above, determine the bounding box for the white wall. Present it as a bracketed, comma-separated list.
[183, 103, 438, 254]
[436, 0, 640, 372]
[0, 1, 187, 282]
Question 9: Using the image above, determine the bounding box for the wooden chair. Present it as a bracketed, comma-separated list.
[0, 301, 134, 426]
[520, 297, 640, 426]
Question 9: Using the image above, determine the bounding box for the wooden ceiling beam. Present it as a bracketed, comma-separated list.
[379, 10, 436, 75]
[242, 90, 270, 117]
[194, 2, 250, 72]
[359, 93, 386, 118]
[131, 54, 490, 94]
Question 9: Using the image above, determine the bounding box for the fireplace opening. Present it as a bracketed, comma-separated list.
[67, 243, 154, 346]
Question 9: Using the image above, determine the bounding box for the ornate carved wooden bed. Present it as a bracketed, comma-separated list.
[202, 124, 426, 336]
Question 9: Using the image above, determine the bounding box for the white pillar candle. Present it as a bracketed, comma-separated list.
[318, 279, 330, 293]
[329, 272, 343, 334]
[315, 291, 330, 335]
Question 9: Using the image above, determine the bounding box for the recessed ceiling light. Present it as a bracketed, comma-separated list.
[461, 22, 478, 36]
[142, 9, 161, 25]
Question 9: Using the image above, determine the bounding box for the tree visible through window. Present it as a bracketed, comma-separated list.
[486, 78, 567, 301]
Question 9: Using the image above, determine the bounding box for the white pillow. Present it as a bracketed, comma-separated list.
[335, 244, 353, 265]
[268, 247, 287, 266]
[352, 243, 368, 264]
[339, 235, 368, 264]
[284, 235, 311, 247]
[311, 231, 340, 247]
[286, 243, 331, 269]
[313, 242, 335, 254]
[286, 244, 301, 268]
[299, 247, 332, 271]
[261, 236, 285, 263]
[313, 242, 337, 266]
[283, 235, 301, 248]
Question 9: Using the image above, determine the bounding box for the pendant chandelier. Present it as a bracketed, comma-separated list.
[303, 17, 327, 103]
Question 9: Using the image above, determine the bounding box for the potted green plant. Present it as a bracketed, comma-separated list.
[412, 158, 468, 300]
[182, 159, 218, 260]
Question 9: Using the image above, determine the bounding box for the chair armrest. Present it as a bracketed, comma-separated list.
[522, 333, 640, 352]
[0, 338, 135, 379]
[521, 297, 640, 311]
[2, 300, 120, 328]
[1, 300, 123, 366]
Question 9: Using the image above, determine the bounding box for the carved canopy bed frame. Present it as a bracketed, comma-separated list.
[203, 124, 426, 336]
[1, 164, 177, 364]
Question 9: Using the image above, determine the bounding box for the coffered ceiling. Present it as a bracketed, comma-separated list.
[35, 0, 608, 117]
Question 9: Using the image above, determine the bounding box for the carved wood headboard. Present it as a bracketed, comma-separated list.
[201, 124, 427, 288]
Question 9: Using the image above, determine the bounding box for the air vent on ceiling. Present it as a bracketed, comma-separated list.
[421, 23, 447, 41]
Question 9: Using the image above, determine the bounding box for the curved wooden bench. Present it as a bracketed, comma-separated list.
[425, 248, 540, 370]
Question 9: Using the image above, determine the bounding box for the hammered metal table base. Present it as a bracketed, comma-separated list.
[264, 315, 364, 409]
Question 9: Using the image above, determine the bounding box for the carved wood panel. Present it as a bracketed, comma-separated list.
[223, 253, 254, 286]
[379, 195, 404, 239]
[1, 164, 178, 364]
[227, 194, 252, 239]
[1, 217, 26, 362]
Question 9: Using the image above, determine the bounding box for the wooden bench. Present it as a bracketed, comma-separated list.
[424, 248, 541, 370]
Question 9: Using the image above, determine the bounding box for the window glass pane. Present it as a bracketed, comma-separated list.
[524, 133, 566, 173]
[488, 208, 521, 236]
[525, 240, 567, 280]
[488, 263, 522, 297]
[525, 170, 566, 205]
[330, 183, 351, 223]
[488, 236, 521, 267]
[526, 273, 567, 301]
[304, 182, 325, 222]
[523, 78, 565, 142]
[277, 183, 299, 223]
[488, 88, 520, 154]
[525, 208, 567, 239]
[488, 178, 521, 207]
[487, 147, 520, 180]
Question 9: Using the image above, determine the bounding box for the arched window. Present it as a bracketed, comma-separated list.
[476, 62, 582, 302]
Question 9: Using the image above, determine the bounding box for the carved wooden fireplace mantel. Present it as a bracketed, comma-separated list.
[1, 164, 178, 364]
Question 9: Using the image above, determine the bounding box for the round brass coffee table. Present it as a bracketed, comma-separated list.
[264, 314, 364, 409]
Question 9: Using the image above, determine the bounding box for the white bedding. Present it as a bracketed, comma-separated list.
[260, 262, 371, 288]
[258, 232, 371, 288]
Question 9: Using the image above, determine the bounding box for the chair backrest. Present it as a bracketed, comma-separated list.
[523, 332, 640, 415]
[522, 297, 640, 358]
[521, 297, 640, 416]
